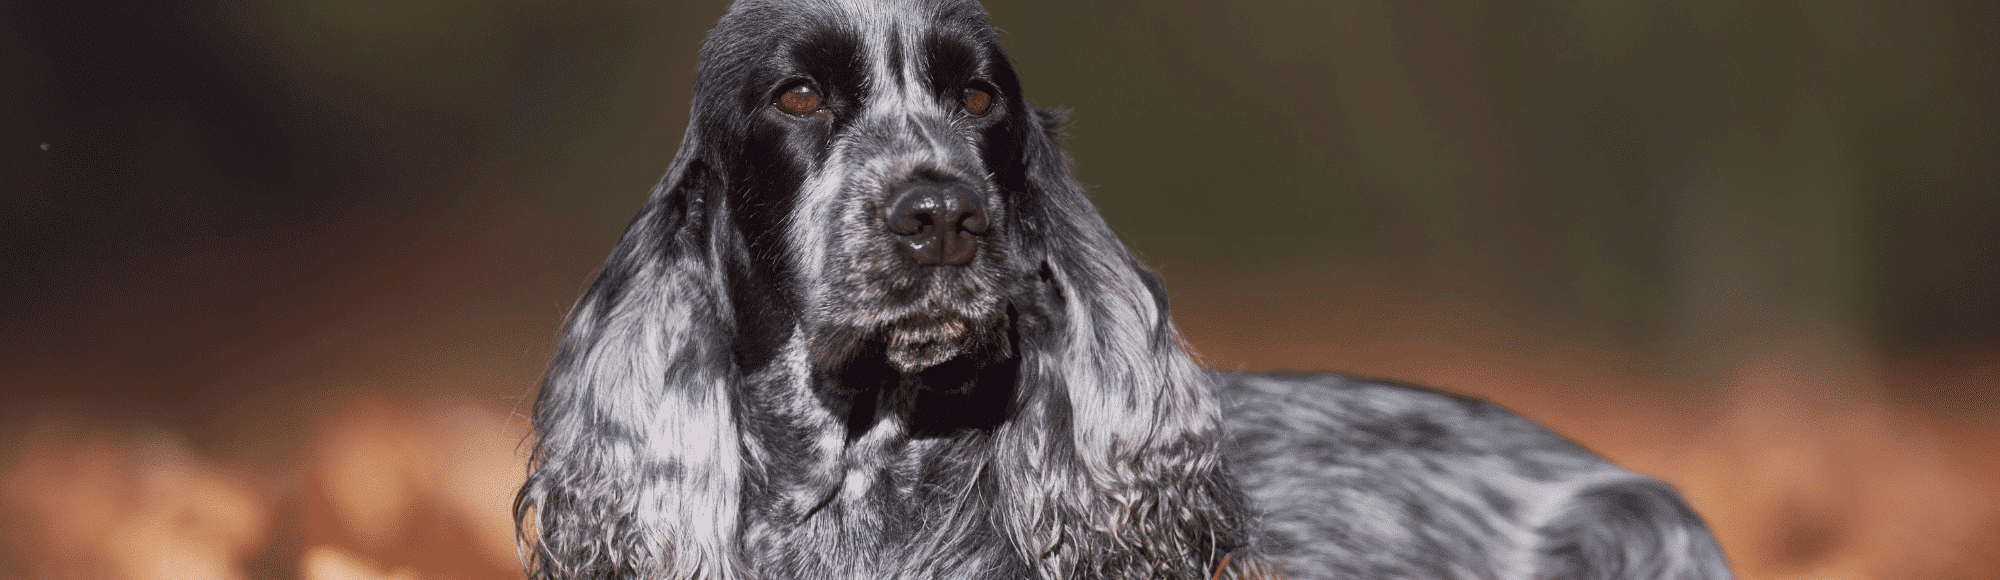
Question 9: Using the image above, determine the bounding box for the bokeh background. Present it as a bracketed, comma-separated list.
[3, 0, 1997, 578]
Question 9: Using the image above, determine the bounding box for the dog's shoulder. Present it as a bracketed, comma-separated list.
[1212, 371, 1732, 580]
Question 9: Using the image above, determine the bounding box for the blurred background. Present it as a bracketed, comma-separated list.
[2, 0, 1996, 578]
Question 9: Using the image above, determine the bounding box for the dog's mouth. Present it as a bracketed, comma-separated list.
[807, 297, 1013, 375]
[879, 306, 1012, 373]
[804, 260, 1016, 374]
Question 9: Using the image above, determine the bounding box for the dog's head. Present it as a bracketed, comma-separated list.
[678, 0, 1050, 374]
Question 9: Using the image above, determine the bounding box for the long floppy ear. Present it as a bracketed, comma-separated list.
[515, 148, 743, 580]
[996, 106, 1252, 579]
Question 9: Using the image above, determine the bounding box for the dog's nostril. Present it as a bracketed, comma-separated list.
[884, 181, 987, 266]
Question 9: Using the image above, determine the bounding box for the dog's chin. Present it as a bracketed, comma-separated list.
[808, 310, 1012, 376]
[809, 252, 1016, 374]
[882, 312, 1012, 374]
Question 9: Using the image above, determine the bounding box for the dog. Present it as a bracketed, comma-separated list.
[513, 1, 1737, 579]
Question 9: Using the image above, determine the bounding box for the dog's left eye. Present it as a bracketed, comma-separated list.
[961, 87, 992, 117]
[776, 84, 823, 116]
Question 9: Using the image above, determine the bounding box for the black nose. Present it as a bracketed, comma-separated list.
[883, 179, 988, 266]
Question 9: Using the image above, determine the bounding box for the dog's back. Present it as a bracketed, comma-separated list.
[1219, 373, 1732, 580]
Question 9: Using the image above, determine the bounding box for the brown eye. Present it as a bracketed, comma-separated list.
[776, 84, 822, 115]
[961, 87, 992, 117]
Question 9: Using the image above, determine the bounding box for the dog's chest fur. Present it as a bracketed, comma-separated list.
[732, 355, 1029, 580]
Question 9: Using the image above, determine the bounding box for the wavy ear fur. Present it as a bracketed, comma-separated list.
[516, 151, 744, 580]
[997, 106, 1253, 579]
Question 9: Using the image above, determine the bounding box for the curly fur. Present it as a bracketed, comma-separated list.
[515, 1, 1736, 579]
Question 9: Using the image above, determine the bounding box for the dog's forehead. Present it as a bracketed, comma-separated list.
[735, 0, 989, 25]
[718, 0, 995, 60]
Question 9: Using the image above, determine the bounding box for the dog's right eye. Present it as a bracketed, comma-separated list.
[776, 84, 823, 116]
[961, 87, 993, 117]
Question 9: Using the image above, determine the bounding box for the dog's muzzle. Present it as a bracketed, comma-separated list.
[882, 178, 988, 266]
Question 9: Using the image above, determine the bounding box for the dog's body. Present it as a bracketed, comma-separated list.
[514, 1, 1735, 579]
[1218, 373, 1729, 579]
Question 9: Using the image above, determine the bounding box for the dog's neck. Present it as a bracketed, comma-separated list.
[730, 336, 1028, 578]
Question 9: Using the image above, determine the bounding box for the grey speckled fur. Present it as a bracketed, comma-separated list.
[1219, 373, 1733, 579]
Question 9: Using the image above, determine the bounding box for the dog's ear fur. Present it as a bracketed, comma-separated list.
[516, 150, 744, 580]
[996, 105, 1252, 579]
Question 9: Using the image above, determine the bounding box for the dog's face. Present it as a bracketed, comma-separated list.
[696, 0, 1038, 373]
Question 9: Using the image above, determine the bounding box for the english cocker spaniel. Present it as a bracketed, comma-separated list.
[513, 1, 1736, 579]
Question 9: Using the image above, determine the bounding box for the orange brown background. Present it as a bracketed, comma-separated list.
[3, 1, 1996, 579]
